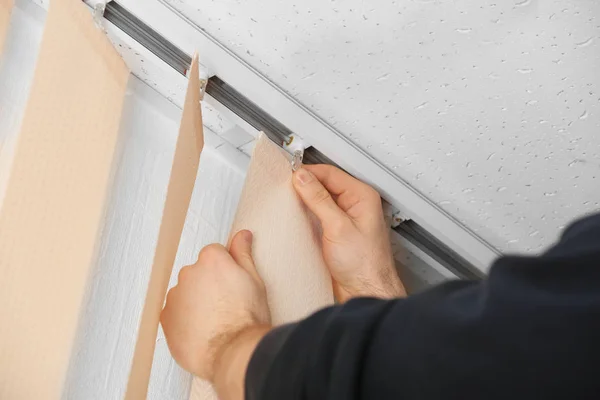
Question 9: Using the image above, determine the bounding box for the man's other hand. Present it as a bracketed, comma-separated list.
[293, 165, 406, 302]
[160, 230, 271, 382]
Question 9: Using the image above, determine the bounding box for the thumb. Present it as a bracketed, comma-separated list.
[229, 230, 262, 283]
[293, 168, 347, 226]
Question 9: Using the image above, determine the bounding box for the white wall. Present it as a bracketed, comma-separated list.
[169, 0, 600, 254]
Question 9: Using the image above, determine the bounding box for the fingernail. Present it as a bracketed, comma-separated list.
[241, 230, 253, 243]
[295, 168, 313, 185]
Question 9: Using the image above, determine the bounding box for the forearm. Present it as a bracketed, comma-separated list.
[212, 325, 272, 400]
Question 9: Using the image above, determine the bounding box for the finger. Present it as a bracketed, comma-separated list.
[303, 164, 380, 220]
[302, 164, 366, 196]
[177, 264, 193, 283]
[229, 230, 262, 283]
[293, 167, 349, 226]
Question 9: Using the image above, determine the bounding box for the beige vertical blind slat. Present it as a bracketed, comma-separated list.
[0, 0, 13, 56]
[125, 54, 204, 400]
[190, 134, 334, 400]
[0, 0, 129, 397]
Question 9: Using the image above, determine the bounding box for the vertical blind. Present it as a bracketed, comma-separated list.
[0, 0, 13, 55]
[0, 0, 204, 398]
[0, 1, 332, 399]
[0, 0, 129, 397]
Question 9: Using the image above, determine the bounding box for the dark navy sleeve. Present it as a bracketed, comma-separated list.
[245, 213, 600, 400]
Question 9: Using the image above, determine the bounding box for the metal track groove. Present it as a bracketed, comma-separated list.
[104, 2, 191, 75]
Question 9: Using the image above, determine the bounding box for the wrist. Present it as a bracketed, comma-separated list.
[368, 260, 406, 298]
[212, 324, 272, 400]
[340, 269, 406, 301]
[385, 274, 407, 298]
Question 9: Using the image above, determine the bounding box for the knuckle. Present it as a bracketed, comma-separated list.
[177, 265, 193, 282]
[197, 243, 225, 263]
[328, 218, 350, 237]
[204, 243, 225, 253]
[364, 187, 381, 203]
[312, 187, 332, 205]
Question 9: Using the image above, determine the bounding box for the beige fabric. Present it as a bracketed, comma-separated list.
[0, 0, 12, 56]
[189, 134, 334, 400]
[0, 0, 129, 398]
[125, 54, 204, 400]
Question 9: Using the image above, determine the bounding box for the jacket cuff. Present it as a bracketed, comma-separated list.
[245, 323, 297, 400]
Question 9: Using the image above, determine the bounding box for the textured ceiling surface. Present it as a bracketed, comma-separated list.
[168, 0, 600, 254]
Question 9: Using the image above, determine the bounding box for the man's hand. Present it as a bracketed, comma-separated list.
[160, 230, 271, 394]
[293, 165, 406, 302]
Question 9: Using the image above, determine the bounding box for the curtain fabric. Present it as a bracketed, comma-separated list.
[0, 0, 13, 56]
[125, 54, 204, 400]
[0, 0, 205, 396]
[189, 134, 334, 400]
[0, 1, 325, 398]
[0, 0, 129, 397]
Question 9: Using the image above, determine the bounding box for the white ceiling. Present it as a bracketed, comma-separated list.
[168, 0, 600, 254]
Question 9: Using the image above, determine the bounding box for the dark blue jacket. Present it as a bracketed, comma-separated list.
[247, 213, 600, 399]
